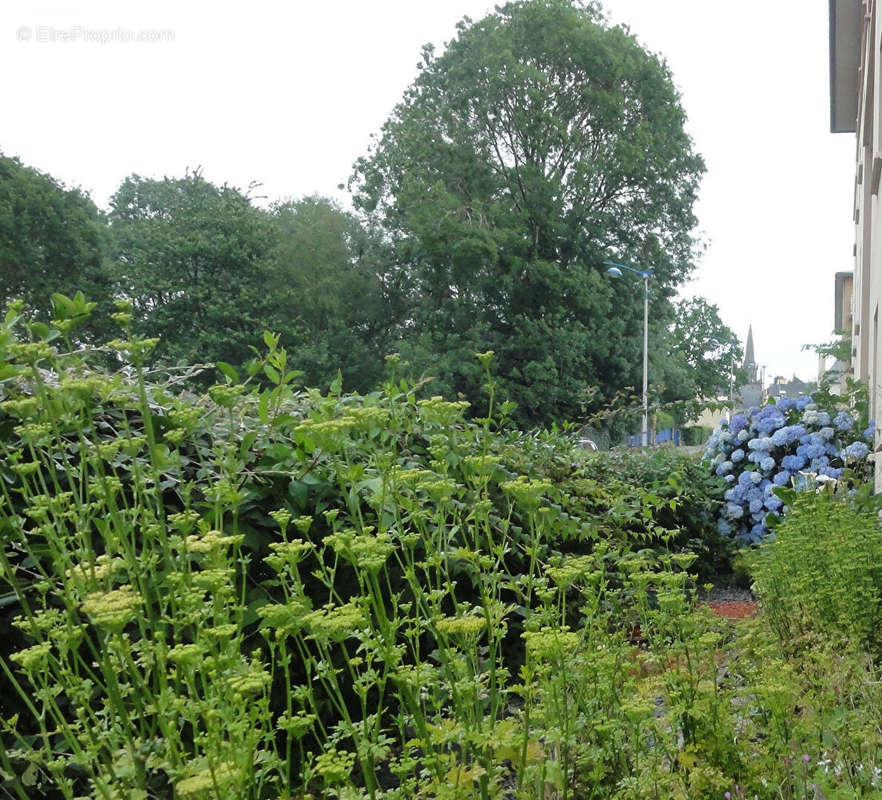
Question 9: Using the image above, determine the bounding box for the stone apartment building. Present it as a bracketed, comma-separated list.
[830, 0, 881, 482]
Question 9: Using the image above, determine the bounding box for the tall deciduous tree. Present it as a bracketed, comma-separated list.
[667, 297, 743, 401]
[351, 0, 704, 425]
[0, 153, 111, 333]
[108, 172, 277, 367]
[267, 196, 392, 391]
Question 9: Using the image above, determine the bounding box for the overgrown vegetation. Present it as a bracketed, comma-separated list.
[3, 301, 882, 799]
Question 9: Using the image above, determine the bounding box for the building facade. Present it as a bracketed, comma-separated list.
[829, 0, 881, 483]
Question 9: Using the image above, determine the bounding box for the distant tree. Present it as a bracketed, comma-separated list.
[108, 172, 277, 367]
[0, 153, 111, 333]
[351, 0, 704, 425]
[267, 197, 392, 391]
[653, 296, 743, 423]
[667, 297, 743, 399]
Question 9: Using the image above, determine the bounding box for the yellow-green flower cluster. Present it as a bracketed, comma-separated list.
[435, 614, 486, 639]
[500, 476, 553, 509]
[544, 555, 596, 589]
[81, 585, 142, 629]
[9, 459, 40, 476]
[257, 597, 312, 638]
[463, 455, 498, 476]
[10, 641, 52, 671]
[346, 405, 391, 431]
[523, 626, 581, 661]
[268, 508, 292, 529]
[314, 748, 356, 785]
[86, 475, 123, 501]
[66, 554, 116, 588]
[1, 397, 40, 420]
[167, 643, 205, 667]
[168, 510, 201, 532]
[204, 623, 237, 640]
[14, 422, 52, 445]
[325, 528, 393, 573]
[6, 341, 53, 364]
[226, 664, 272, 696]
[295, 416, 357, 451]
[417, 396, 470, 426]
[185, 529, 243, 554]
[277, 710, 317, 738]
[264, 539, 314, 573]
[303, 600, 365, 642]
[191, 568, 235, 593]
[175, 761, 238, 797]
[207, 383, 244, 408]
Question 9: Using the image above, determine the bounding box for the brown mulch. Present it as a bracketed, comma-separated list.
[705, 601, 758, 620]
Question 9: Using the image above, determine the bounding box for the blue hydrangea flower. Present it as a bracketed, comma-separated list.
[819, 466, 843, 479]
[715, 461, 733, 476]
[729, 413, 748, 435]
[833, 410, 854, 431]
[749, 471, 762, 485]
[760, 456, 776, 472]
[726, 503, 744, 520]
[771, 424, 805, 447]
[864, 421, 875, 442]
[755, 408, 786, 434]
[795, 395, 813, 411]
[844, 441, 869, 460]
[749, 498, 763, 513]
[804, 443, 826, 460]
[776, 396, 797, 413]
[782, 453, 806, 471]
[717, 518, 732, 536]
[737, 429, 750, 442]
[764, 495, 783, 511]
[730, 448, 745, 463]
[772, 470, 792, 486]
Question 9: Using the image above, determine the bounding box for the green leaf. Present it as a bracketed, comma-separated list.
[288, 479, 309, 510]
[329, 369, 343, 396]
[216, 361, 239, 383]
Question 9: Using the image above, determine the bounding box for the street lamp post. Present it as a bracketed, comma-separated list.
[603, 260, 653, 447]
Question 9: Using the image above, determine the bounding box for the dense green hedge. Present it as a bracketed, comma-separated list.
[0, 300, 729, 798]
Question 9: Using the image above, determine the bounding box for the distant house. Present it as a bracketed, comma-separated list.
[766, 375, 815, 401]
[820, 271, 853, 394]
[828, 0, 881, 486]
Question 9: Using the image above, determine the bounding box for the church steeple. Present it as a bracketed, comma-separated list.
[742, 325, 757, 383]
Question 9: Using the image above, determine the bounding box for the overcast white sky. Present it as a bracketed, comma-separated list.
[0, 1, 855, 384]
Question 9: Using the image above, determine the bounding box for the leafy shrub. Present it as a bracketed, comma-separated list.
[0, 298, 729, 799]
[681, 425, 712, 446]
[702, 396, 873, 542]
[751, 489, 882, 657]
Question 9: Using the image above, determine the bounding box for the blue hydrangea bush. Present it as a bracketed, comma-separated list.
[703, 396, 873, 543]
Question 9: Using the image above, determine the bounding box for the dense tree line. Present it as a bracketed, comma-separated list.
[0, 0, 741, 428]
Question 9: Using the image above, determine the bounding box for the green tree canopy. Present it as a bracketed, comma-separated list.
[653, 296, 744, 424]
[0, 153, 111, 335]
[351, 0, 705, 425]
[108, 171, 277, 367]
[267, 196, 392, 391]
